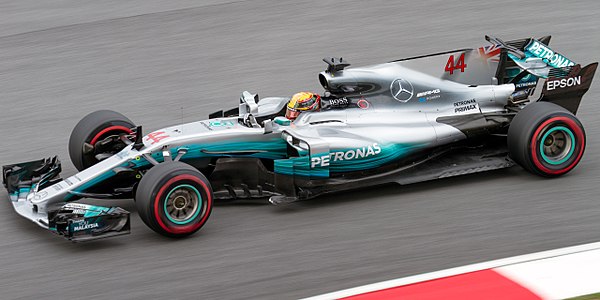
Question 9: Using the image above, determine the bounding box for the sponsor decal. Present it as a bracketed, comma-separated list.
[390, 78, 414, 102]
[417, 89, 441, 102]
[329, 97, 350, 107]
[357, 99, 370, 109]
[445, 53, 467, 74]
[515, 81, 537, 89]
[416, 89, 441, 98]
[478, 44, 501, 64]
[525, 40, 575, 68]
[65, 203, 92, 209]
[453, 99, 479, 114]
[546, 76, 581, 91]
[419, 95, 441, 102]
[145, 131, 170, 145]
[208, 120, 235, 127]
[72, 220, 100, 232]
[311, 143, 382, 168]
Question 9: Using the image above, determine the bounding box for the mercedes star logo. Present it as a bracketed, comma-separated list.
[390, 78, 414, 102]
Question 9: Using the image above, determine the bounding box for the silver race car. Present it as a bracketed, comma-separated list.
[3, 35, 597, 241]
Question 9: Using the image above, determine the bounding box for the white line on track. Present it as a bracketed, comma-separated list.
[302, 241, 600, 300]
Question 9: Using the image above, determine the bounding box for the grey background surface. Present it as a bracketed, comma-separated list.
[0, 0, 599, 299]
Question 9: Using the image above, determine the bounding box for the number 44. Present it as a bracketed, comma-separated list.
[445, 53, 467, 75]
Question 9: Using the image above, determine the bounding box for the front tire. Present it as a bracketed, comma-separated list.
[69, 110, 135, 171]
[508, 102, 586, 177]
[136, 162, 213, 238]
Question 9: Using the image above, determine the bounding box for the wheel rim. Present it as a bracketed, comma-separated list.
[163, 184, 202, 225]
[539, 126, 576, 165]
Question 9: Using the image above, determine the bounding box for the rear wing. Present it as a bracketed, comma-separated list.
[540, 62, 598, 114]
[488, 35, 553, 84]
[487, 35, 597, 114]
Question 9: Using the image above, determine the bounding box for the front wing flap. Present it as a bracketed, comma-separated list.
[2, 156, 62, 199]
[48, 203, 130, 242]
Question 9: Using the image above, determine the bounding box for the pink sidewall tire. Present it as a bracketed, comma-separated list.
[508, 102, 586, 177]
[135, 161, 213, 238]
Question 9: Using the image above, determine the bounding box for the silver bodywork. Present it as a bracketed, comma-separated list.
[9, 36, 592, 236]
[11, 60, 515, 228]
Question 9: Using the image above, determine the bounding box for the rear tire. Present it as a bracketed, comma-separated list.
[135, 162, 213, 238]
[508, 102, 586, 177]
[69, 110, 135, 171]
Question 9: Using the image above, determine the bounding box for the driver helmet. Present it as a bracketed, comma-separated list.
[286, 92, 321, 120]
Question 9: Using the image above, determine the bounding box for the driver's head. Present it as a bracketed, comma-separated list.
[286, 92, 321, 120]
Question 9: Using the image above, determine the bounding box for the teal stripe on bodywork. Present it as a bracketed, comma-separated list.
[69, 139, 288, 198]
[328, 143, 423, 172]
[274, 143, 424, 178]
[83, 205, 111, 218]
[274, 156, 329, 178]
[69, 140, 423, 195]
[130, 138, 289, 169]
[64, 170, 117, 201]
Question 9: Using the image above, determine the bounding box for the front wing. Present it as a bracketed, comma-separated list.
[2, 157, 130, 242]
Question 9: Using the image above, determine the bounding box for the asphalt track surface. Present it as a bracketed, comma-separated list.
[0, 1, 599, 299]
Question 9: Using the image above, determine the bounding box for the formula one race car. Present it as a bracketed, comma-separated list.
[3, 35, 596, 242]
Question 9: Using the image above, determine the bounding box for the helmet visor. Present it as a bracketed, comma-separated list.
[285, 108, 301, 120]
